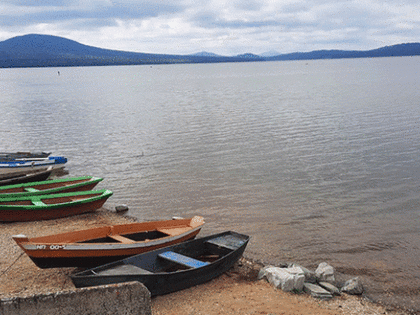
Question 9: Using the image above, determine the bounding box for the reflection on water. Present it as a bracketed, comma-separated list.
[1, 58, 420, 312]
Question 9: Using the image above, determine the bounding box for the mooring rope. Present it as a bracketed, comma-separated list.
[0, 252, 24, 277]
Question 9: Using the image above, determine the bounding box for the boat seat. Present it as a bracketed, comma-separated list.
[108, 234, 136, 244]
[206, 235, 244, 251]
[158, 251, 209, 268]
[24, 187, 39, 192]
[32, 200, 46, 206]
[157, 226, 191, 236]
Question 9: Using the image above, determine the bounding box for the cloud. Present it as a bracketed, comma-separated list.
[0, 0, 419, 55]
[0, 1, 186, 27]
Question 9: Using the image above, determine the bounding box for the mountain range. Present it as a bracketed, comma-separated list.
[1, 34, 420, 68]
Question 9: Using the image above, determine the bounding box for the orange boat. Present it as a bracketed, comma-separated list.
[13, 216, 205, 268]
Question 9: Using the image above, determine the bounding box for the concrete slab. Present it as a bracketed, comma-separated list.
[0, 281, 151, 315]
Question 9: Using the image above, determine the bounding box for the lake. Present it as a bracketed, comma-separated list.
[1, 57, 419, 312]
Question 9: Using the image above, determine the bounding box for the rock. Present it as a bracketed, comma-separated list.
[258, 266, 305, 292]
[341, 277, 364, 295]
[303, 283, 333, 300]
[115, 204, 129, 213]
[315, 262, 335, 284]
[319, 282, 341, 295]
[284, 266, 306, 291]
[289, 263, 317, 283]
[257, 265, 273, 280]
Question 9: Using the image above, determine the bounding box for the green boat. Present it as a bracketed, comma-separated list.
[0, 176, 103, 198]
[0, 189, 113, 222]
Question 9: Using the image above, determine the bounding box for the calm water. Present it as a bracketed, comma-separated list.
[1, 58, 419, 312]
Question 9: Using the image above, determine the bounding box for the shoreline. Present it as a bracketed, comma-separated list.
[0, 209, 413, 314]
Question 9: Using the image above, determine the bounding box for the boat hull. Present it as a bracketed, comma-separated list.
[0, 169, 53, 186]
[0, 156, 67, 178]
[0, 189, 112, 222]
[71, 231, 249, 296]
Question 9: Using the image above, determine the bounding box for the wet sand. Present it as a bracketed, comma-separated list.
[0, 209, 411, 314]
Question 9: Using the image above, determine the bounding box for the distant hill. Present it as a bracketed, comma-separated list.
[190, 51, 224, 57]
[266, 43, 420, 61]
[0, 34, 262, 68]
[236, 53, 262, 59]
[260, 50, 282, 57]
[0, 34, 420, 68]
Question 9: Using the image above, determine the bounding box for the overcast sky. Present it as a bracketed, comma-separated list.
[0, 0, 419, 56]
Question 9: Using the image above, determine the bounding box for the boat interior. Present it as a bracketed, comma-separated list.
[0, 178, 92, 193]
[79, 230, 170, 244]
[88, 234, 244, 275]
[0, 193, 102, 206]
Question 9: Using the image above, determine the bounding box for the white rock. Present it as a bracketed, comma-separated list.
[341, 277, 364, 295]
[303, 283, 333, 300]
[289, 263, 317, 283]
[319, 281, 341, 295]
[315, 262, 335, 284]
[258, 266, 305, 292]
[115, 204, 129, 213]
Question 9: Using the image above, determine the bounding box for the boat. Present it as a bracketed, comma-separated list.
[0, 168, 53, 186]
[0, 176, 103, 198]
[0, 156, 67, 178]
[12, 216, 205, 268]
[70, 231, 249, 296]
[0, 151, 51, 161]
[0, 189, 112, 222]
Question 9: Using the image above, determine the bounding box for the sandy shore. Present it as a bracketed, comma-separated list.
[0, 210, 411, 314]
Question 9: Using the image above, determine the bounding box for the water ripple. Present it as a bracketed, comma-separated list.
[1, 59, 420, 312]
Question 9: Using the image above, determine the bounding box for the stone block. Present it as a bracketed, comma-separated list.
[341, 277, 364, 295]
[289, 263, 317, 283]
[258, 266, 305, 292]
[315, 262, 335, 284]
[303, 282, 333, 300]
[319, 281, 340, 295]
[0, 281, 151, 315]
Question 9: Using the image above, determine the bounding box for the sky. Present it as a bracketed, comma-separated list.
[0, 0, 419, 56]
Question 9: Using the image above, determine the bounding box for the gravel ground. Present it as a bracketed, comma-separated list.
[0, 210, 413, 315]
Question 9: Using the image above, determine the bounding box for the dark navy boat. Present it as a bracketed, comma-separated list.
[71, 231, 249, 296]
[0, 168, 53, 186]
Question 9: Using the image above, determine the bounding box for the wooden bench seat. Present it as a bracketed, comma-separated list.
[24, 187, 39, 192]
[206, 235, 244, 251]
[108, 234, 136, 244]
[157, 226, 191, 236]
[158, 251, 209, 268]
[32, 200, 46, 206]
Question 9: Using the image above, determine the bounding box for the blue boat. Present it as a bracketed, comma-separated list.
[0, 156, 67, 178]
